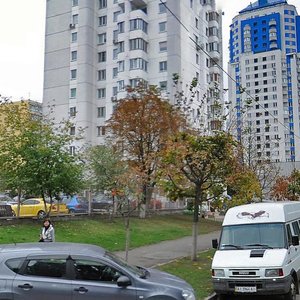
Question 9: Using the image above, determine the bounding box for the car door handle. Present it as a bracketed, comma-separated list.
[74, 287, 88, 293]
[18, 283, 33, 290]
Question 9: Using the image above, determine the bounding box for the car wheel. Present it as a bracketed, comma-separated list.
[37, 210, 46, 219]
[216, 294, 226, 300]
[69, 209, 75, 215]
[284, 277, 297, 300]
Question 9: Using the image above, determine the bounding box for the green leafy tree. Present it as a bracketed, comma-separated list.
[0, 99, 84, 216]
[86, 145, 125, 194]
[161, 131, 236, 260]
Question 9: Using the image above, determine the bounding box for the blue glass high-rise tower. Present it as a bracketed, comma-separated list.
[228, 0, 300, 164]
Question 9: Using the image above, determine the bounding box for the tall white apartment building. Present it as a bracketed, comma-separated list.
[228, 0, 300, 163]
[43, 0, 223, 150]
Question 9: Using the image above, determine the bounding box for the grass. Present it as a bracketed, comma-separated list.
[159, 249, 216, 300]
[0, 214, 221, 251]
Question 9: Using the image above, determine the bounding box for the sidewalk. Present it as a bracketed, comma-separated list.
[115, 230, 221, 268]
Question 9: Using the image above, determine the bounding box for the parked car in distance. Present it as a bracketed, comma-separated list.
[11, 198, 51, 219]
[11, 198, 68, 218]
[61, 195, 88, 214]
[92, 194, 113, 212]
[0, 242, 195, 300]
[0, 194, 15, 217]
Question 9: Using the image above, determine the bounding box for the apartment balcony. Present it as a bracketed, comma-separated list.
[209, 50, 221, 61]
[130, 0, 147, 8]
[269, 19, 277, 27]
[270, 41, 278, 50]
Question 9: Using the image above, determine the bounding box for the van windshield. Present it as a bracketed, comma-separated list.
[219, 223, 286, 250]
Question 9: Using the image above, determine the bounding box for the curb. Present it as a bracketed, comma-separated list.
[204, 292, 217, 300]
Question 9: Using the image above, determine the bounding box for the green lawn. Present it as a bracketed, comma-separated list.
[159, 249, 216, 300]
[0, 214, 221, 251]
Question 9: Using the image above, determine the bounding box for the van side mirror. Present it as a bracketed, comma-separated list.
[292, 235, 299, 246]
[212, 239, 218, 249]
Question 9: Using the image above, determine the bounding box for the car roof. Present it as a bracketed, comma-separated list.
[0, 242, 106, 257]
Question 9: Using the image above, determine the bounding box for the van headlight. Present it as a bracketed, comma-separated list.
[265, 268, 283, 277]
[182, 290, 195, 300]
[212, 269, 225, 277]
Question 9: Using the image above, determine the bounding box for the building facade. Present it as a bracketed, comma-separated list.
[43, 0, 223, 150]
[228, 0, 300, 163]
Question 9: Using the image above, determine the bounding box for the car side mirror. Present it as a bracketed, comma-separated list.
[212, 239, 218, 249]
[117, 276, 131, 287]
[292, 235, 299, 246]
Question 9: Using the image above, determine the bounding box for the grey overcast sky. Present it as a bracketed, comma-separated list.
[0, 0, 299, 102]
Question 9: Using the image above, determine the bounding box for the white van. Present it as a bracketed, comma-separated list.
[211, 202, 300, 300]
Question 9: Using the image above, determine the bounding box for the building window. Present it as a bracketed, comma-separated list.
[70, 107, 76, 117]
[113, 11, 121, 22]
[97, 107, 106, 118]
[112, 86, 118, 96]
[195, 17, 199, 29]
[118, 41, 125, 53]
[196, 53, 199, 65]
[159, 2, 167, 13]
[159, 81, 167, 90]
[118, 21, 125, 33]
[159, 41, 167, 52]
[71, 51, 77, 61]
[130, 18, 148, 33]
[113, 67, 118, 78]
[70, 88, 76, 98]
[99, 16, 107, 26]
[98, 69, 106, 81]
[72, 14, 78, 25]
[72, 0, 78, 6]
[71, 32, 77, 42]
[98, 51, 106, 62]
[70, 146, 76, 155]
[97, 126, 106, 136]
[129, 38, 148, 52]
[129, 58, 148, 71]
[159, 61, 167, 72]
[71, 69, 77, 80]
[159, 22, 166, 33]
[118, 80, 125, 91]
[99, 0, 107, 9]
[118, 60, 125, 72]
[98, 33, 107, 44]
[70, 126, 75, 135]
[97, 88, 106, 99]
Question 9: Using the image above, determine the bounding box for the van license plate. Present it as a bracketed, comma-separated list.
[235, 286, 257, 293]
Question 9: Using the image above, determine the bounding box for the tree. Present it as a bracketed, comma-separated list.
[107, 84, 185, 217]
[225, 164, 262, 208]
[161, 131, 236, 260]
[271, 170, 300, 201]
[86, 145, 124, 194]
[0, 99, 84, 216]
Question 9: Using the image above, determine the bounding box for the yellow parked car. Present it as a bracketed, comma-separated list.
[11, 198, 68, 218]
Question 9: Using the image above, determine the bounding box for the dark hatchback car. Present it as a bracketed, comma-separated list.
[1, 242, 195, 300]
[92, 194, 113, 212]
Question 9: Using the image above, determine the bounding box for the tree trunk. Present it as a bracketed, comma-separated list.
[191, 184, 200, 261]
[124, 215, 130, 262]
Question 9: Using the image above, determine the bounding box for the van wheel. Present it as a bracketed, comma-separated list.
[284, 278, 297, 300]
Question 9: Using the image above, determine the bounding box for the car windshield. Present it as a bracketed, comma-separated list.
[219, 223, 286, 250]
[104, 252, 144, 277]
